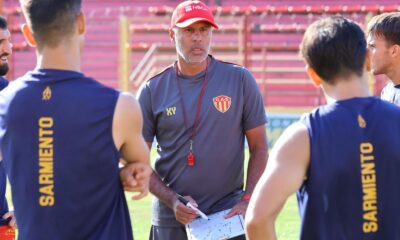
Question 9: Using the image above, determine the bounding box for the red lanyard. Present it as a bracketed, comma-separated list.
[175, 59, 209, 167]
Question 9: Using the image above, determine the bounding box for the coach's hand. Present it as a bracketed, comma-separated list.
[224, 200, 248, 219]
[120, 162, 152, 200]
[172, 195, 199, 225]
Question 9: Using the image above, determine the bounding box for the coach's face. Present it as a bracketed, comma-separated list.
[171, 22, 212, 64]
[367, 34, 395, 76]
[0, 28, 11, 76]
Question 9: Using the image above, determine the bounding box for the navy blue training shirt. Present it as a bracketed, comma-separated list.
[0, 161, 8, 226]
[299, 97, 400, 240]
[0, 69, 133, 240]
[0, 76, 9, 226]
[0, 77, 8, 91]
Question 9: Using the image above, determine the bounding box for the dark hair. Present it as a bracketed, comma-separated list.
[0, 16, 8, 30]
[367, 12, 400, 46]
[19, 0, 81, 49]
[300, 17, 366, 84]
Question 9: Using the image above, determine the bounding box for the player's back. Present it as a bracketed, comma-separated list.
[0, 69, 133, 240]
[298, 96, 400, 240]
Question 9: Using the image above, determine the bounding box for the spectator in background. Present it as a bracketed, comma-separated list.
[137, 1, 268, 239]
[367, 12, 400, 105]
[246, 16, 400, 239]
[0, 16, 17, 237]
[0, 1, 151, 239]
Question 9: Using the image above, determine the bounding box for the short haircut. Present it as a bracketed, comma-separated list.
[0, 16, 8, 30]
[19, 0, 81, 49]
[367, 12, 400, 46]
[300, 17, 366, 84]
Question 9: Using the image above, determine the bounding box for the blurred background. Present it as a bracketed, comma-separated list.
[2, 0, 395, 146]
[1, 0, 393, 107]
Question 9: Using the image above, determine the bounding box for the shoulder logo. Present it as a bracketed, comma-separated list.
[42, 86, 52, 101]
[358, 114, 366, 128]
[213, 95, 231, 113]
[166, 107, 176, 116]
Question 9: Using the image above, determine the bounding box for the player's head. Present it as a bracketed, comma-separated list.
[169, 0, 218, 64]
[0, 16, 11, 76]
[300, 17, 367, 85]
[367, 12, 400, 75]
[19, 0, 84, 51]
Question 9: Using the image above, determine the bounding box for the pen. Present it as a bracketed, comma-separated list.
[177, 194, 209, 220]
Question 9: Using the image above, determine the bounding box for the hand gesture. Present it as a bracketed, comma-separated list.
[224, 200, 248, 219]
[120, 162, 152, 200]
[173, 195, 199, 225]
[2, 211, 16, 229]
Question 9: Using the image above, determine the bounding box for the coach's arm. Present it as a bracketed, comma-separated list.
[145, 142, 199, 225]
[225, 124, 268, 218]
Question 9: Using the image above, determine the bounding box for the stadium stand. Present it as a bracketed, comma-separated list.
[0, 0, 396, 107]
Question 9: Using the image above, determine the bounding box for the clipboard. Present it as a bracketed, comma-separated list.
[185, 208, 245, 240]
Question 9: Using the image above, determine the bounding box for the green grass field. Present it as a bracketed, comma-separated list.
[6, 177, 300, 240]
[126, 148, 301, 240]
[6, 149, 300, 240]
[6, 119, 302, 240]
[127, 193, 300, 240]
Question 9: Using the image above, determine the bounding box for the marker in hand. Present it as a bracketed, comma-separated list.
[177, 194, 209, 220]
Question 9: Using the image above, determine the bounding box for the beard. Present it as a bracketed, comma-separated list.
[0, 63, 9, 76]
[175, 40, 211, 64]
[177, 46, 209, 64]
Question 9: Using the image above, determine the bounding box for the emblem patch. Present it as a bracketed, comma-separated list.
[213, 95, 231, 113]
[358, 114, 366, 128]
[42, 86, 52, 101]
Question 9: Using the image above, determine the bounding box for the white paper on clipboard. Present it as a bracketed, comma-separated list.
[185, 209, 245, 240]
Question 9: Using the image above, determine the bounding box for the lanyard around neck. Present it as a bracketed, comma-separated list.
[175, 59, 209, 140]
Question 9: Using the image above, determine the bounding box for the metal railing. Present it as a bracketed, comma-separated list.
[129, 43, 159, 90]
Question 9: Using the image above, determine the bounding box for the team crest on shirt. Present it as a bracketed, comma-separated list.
[42, 86, 52, 101]
[213, 95, 231, 113]
[358, 114, 366, 128]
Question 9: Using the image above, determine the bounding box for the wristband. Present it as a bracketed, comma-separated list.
[241, 194, 251, 202]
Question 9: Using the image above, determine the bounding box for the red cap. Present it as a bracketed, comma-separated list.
[171, 1, 219, 29]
